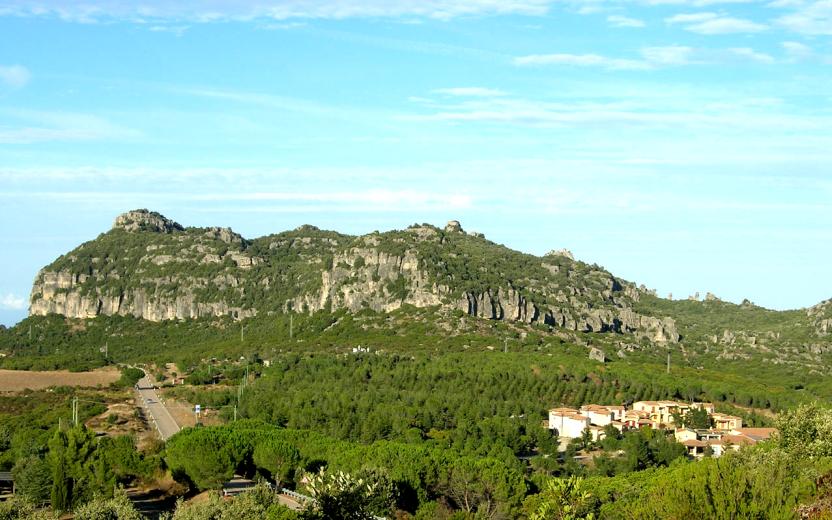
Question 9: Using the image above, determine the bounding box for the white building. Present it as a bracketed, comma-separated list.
[548, 407, 590, 438]
[580, 405, 615, 427]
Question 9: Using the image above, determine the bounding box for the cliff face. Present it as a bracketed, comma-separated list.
[809, 300, 832, 335]
[29, 209, 679, 343]
[29, 210, 259, 322]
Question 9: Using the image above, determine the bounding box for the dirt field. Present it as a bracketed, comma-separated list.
[0, 367, 121, 391]
[161, 395, 224, 428]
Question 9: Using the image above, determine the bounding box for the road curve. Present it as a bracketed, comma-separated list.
[135, 376, 181, 441]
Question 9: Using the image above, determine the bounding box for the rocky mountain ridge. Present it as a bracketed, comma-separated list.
[29, 209, 684, 345]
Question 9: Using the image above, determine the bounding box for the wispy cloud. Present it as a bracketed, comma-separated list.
[0, 109, 142, 144]
[782, 40, 814, 60]
[513, 53, 652, 70]
[402, 85, 832, 133]
[0, 0, 556, 23]
[607, 14, 646, 27]
[0, 188, 474, 213]
[0, 64, 30, 88]
[641, 45, 696, 65]
[171, 86, 384, 123]
[777, 0, 832, 35]
[431, 87, 506, 97]
[693, 17, 767, 33]
[665, 12, 720, 23]
[148, 25, 189, 36]
[513, 43, 780, 71]
[668, 13, 769, 33]
[729, 47, 775, 63]
[0, 293, 26, 311]
[645, 0, 754, 5]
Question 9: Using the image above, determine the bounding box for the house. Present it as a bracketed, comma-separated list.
[674, 428, 698, 443]
[711, 413, 743, 430]
[623, 410, 648, 428]
[589, 425, 607, 442]
[632, 401, 659, 415]
[731, 428, 775, 442]
[606, 405, 626, 421]
[633, 400, 688, 426]
[681, 439, 708, 457]
[580, 405, 615, 427]
[658, 400, 690, 425]
[548, 408, 590, 438]
[609, 420, 625, 432]
[692, 402, 716, 414]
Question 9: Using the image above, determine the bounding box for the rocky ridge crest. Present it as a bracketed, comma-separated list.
[29, 211, 684, 343]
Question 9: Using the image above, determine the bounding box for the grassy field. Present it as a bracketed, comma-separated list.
[0, 367, 120, 391]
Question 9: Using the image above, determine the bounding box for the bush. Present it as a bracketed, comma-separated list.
[73, 492, 142, 520]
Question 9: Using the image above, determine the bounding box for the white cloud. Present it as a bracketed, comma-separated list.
[730, 47, 776, 63]
[515, 46, 697, 70]
[401, 87, 832, 133]
[577, 5, 606, 14]
[607, 14, 646, 27]
[432, 87, 506, 97]
[0, 188, 474, 213]
[665, 12, 719, 23]
[767, 0, 805, 7]
[666, 11, 768, 33]
[782, 40, 814, 59]
[641, 45, 696, 64]
[148, 25, 189, 36]
[260, 21, 308, 30]
[0, 64, 30, 88]
[683, 16, 769, 33]
[0, 109, 142, 144]
[645, 0, 753, 5]
[0, 293, 26, 311]
[513, 53, 653, 70]
[782, 40, 812, 54]
[0, 0, 556, 22]
[777, 1, 832, 35]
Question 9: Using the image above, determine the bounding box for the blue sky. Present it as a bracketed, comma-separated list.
[1, 0, 831, 325]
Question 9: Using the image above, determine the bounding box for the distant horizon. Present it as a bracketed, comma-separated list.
[2, 1, 831, 325]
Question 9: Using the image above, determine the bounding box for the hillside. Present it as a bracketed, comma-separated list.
[29, 209, 680, 341]
[11, 209, 832, 388]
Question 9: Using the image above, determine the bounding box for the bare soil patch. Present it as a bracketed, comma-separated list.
[0, 367, 120, 392]
[161, 394, 224, 428]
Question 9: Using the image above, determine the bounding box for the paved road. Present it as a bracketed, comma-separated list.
[136, 376, 181, 441]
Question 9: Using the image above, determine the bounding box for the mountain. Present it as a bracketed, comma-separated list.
[25, 209, 832, 377]
[29, 209, 681, 344]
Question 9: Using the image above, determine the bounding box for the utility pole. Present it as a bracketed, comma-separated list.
[289, 313, 293, 340]
[234, 405, 237, 422]
[667, 349, 671, 374]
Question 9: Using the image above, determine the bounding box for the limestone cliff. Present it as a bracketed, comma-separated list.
[29, 210, 679, 343]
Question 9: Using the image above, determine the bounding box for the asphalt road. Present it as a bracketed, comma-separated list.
[136, 376, 181, 441]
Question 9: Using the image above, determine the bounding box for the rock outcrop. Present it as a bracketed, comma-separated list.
[808, 300, 832, 336]
[113, 209, 183, 233]
[29, 210, 682, 344]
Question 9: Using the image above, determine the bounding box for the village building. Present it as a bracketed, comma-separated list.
[548, 408, 590, 438]
[548, 401, 770, 459]
[579, 404, 615, 427]
[711, 412, 743, 430]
